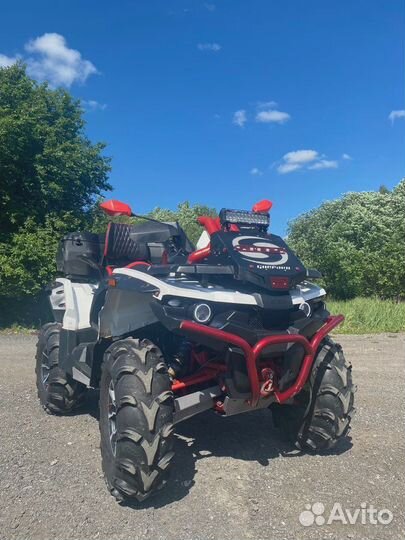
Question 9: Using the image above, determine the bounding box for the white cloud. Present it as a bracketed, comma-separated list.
[342, 153, 352, 160]
[277, 163, 301, 174]
[82, 99, 107, 111]
[283, 149, 319, 165]
[25, 33, 98, 87]
[204, 3, 216, 11]
[277, 149, 341, 174]
[257, 100, 278, 109]
[256, 109, 290, 124]
[250, 167, 263, 176]
[232, 100, 290, 127]
[0, 53, 19, 67]
[388, 110, 405, 123]
[233, 109, 247, 127]
[197, 42, 221, 52]
[308, 159, 338, 170]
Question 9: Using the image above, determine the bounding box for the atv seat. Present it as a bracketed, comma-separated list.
[103, 223, 151, 275]
[103, 221, 193, 274]
[104, 222, 150, 267]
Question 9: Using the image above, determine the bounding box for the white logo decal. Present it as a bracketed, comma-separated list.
[299, 501, 394, 527]
[232, 236, 289, 266]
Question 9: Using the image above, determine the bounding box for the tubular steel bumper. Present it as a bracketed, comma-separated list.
[178, 315, 344, 407]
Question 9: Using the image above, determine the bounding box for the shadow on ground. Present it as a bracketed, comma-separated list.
[79, 391, 352, 509]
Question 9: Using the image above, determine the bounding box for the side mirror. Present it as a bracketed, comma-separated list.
[252, 199, 273, 213]
[100, 199, 133, 217]
[306, 268, 322, 279]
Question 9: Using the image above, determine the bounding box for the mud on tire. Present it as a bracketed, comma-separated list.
[35, 322, 87, 414]
[99, 338, 174, 502]
[272, 337, 356, 451]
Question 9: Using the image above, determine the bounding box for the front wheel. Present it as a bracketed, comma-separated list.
[99, 338, 175, 502]
[272, 337, 356, 451]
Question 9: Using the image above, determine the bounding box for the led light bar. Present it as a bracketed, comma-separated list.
[219, 208, 270, 227]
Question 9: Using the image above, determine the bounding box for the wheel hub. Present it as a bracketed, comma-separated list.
[107, 379, 117, 456]
[41, 352, 50, 389]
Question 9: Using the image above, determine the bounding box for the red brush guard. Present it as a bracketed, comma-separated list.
[175, 315, 344, 407]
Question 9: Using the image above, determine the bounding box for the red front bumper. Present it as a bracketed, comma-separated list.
[177, 315, 344, 407]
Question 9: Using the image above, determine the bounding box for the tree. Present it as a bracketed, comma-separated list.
[287, 180, 405, 299]
[0, 63, 111, 315]
[378, 184, 390, 195]
[0, 63, 111, 236]
[148, 201, 217, 245]
[0, 213, 88, 297]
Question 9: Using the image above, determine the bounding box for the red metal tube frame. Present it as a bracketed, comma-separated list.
[171, 364, 226, 392]
[179, 315, 344, 406]
[187, 244, 212, 264]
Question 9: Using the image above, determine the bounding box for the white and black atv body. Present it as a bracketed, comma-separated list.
[36, 199, 355, 503]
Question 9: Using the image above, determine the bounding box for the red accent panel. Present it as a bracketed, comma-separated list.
[179, 315, 344, 407]
[161, 250, 169, 264]
[187, 244, 212, 264]
[100, 199, 132, 217]
[106, 265, 114, 276]
[252, 199, 273, 213]
[236, 245, 285, 254]
[126, 261, 150, 269]
[270, 277, 290, 289]
[197, 216, 221, 235]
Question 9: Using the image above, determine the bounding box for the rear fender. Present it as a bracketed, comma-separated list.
[48, 279, 66, 323]
[50, 278, 98, 330]
[47, 278, 99, 384]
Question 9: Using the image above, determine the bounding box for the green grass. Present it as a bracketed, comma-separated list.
[327, 297, 405, 334]
[0, 324, 37, 335]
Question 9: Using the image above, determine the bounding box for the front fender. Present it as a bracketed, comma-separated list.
[98, 277, 159, 338]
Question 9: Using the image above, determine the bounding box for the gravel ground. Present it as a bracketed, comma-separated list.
[0, 333, 404, 540]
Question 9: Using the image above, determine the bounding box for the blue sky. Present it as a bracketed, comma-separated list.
[1, 0, 404, 234]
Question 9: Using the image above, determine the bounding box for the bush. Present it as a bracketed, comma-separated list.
[0, 64, 111, 315]
[287, 180, 405, 299]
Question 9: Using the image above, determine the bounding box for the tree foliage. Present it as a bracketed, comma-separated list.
[0, 64, 111, 236]
[0, 213, 88, 297]
[0, 64, 111, 306]
[287, 181, 405, 299]
[148, 201, 217, 245]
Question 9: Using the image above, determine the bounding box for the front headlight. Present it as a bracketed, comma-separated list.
[192, 303, 213, 324]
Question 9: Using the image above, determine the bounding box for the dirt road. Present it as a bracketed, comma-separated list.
[0, 333, 404, 540]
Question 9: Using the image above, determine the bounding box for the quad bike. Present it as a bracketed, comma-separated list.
[35, 198, 355, 502]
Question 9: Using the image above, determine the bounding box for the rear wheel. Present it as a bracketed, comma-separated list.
[35, 322, 86, 414]
[99, 338, 175, 502]
[272, 337, 355, 451]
